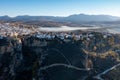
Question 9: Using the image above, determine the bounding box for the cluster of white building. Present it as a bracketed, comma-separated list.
[34, 32, 95, 41]
[34, 30, 113, 41]
[0, 23, 113, 41]
[0, 23, 32, 37]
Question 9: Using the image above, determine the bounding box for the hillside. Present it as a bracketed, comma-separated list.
[0, 31, 120, 80]
[0, 14, 120, 27]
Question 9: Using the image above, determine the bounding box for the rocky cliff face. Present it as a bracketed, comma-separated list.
[0, 32, 120, 80]
[0, 37, 22, 80]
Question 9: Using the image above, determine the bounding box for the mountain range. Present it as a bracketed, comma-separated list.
[0, 14, 120, 22]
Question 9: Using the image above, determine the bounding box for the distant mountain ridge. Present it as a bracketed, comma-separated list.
[0, 14, 120, 22]
[66, 14, 120, 22]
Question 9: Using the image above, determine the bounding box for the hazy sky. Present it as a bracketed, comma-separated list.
[0, 0, 120, 17]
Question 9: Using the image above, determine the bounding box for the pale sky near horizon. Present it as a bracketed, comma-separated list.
[0, 0, 120, 17]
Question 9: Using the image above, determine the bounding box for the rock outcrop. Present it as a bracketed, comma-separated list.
[0, 32, 120, 80]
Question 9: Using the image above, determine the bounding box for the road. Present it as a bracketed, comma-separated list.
[94, 63, 120, 80]
[40, 63, 91, 71]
